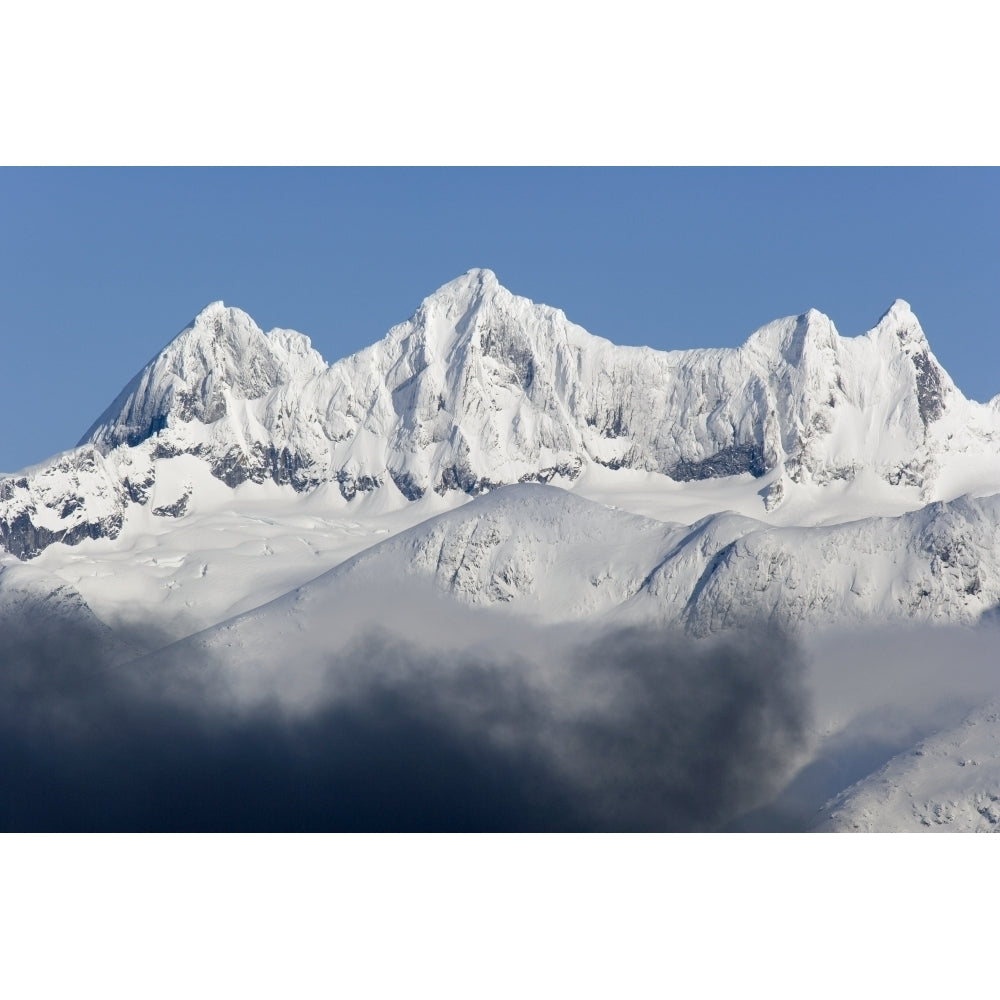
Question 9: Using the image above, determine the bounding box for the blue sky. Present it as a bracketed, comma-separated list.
[1, 167, 998, 473]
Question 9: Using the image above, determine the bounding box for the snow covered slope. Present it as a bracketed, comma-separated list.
[25, 457, 467, 643]
[672, 493, 1000, 635]
[0, 552, 136, 666]
[268, 484, 688, 624]
[300, 486, 1000, 634]
[817, 703, 1000, 832]
[0, 556, 110, 639]
[132, 486, 1000, 697]
[3, 270, 999, 564]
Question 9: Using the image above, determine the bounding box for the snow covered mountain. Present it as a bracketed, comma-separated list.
[4, 269, 1000, 563]
[3, 269, 1000, 832]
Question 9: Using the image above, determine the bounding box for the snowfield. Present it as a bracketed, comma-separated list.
[2, 269, 1000, 830]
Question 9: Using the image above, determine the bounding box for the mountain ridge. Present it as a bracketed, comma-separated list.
[2, 269, 999, 561]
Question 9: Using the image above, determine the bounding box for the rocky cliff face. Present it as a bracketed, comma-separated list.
[2, 269, 999, 561]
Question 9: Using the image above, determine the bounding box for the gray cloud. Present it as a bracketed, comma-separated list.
[0, 610, 811, 831]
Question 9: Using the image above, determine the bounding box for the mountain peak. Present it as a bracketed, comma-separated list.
[878, 297, 915, 322]
[467, 267, 498, 284]
[181, 300, 236, 336]
[183, 300, 253, 338]
[195, 299, 227, 316]
[743, 308, 837, 367]
[458, 267, 499, 289]
[397, 268, 535, 362]
[79, 301, 323, 454]
[422, 268, 503, 311]
[872, 298, 928, 350]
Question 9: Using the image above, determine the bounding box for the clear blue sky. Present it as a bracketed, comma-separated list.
[1, 167, 998, 473]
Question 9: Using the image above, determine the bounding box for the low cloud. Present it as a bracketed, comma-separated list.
[735, 622, 1000, 830]
[0, 610, 812, 831]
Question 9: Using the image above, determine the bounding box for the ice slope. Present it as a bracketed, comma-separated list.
[4, 270, 1000, 564]
[17, 451, 1000, 649]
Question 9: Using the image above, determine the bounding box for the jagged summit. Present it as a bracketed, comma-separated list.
[190, 299, 228, 321]
[742, 308, 839, 368]
[435, 267, 500, 297]
[2, 271, 999, 560]
[875, 297, 919, 329]
[79, 302, 326, 453]
[408, 268, 506, 329]
[426, 268, 506, 309]
[870, 300, 941, 366]
[387, 267, 590, 366]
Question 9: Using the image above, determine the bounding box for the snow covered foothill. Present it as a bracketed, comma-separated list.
[726, 622, 1000, 832]
[120, 484, 1000, 705]
[0, 556, 110, 639]
[135, 485, 681, 702]
[816, 702, 1000, 832]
